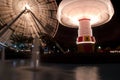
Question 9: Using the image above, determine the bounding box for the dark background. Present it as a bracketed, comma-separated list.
[54, 0, 120, 50]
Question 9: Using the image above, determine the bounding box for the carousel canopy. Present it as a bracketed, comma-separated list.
[57, 0, 114, 28]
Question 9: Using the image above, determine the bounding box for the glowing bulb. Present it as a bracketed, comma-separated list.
[98, 46, 101, 49]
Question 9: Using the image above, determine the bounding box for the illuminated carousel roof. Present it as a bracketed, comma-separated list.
[0, 0, 58, 45]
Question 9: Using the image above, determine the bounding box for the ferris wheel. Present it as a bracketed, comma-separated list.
[0, 0, 58, 46]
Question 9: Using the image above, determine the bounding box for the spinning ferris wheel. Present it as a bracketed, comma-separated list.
[0, 0, 58, 46]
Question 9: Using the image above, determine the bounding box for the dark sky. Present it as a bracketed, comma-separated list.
[55, 0, 120, 48]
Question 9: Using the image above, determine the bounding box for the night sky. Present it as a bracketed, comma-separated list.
[55, 0, 120, 49]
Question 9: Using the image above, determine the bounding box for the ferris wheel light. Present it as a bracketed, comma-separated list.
[25, 3, 31, 10]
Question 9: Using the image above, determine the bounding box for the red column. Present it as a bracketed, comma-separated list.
[77, 18, 95, 44]
[77, 18, 95, 53]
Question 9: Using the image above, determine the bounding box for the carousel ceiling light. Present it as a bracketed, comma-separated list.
[57, 0, 114, 44]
